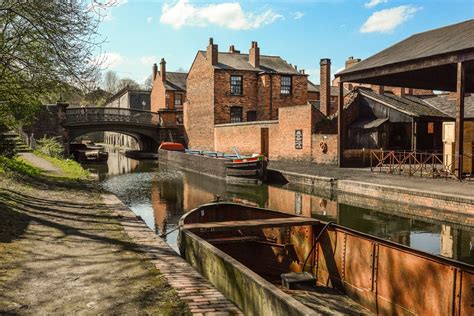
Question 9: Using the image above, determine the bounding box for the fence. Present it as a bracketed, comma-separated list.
[370, 150, 473, 180]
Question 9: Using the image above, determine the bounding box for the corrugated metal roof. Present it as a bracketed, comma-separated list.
[337, 19, 474, 76]
[199, 51, 301, 75]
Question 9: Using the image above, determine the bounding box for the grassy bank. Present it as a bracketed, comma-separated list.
[0, 156, 42, 177]
[33, 151, 90, 180]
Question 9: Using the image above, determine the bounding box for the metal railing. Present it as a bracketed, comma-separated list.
[64, 107, 161, 126]
[370, 150, 473, 180]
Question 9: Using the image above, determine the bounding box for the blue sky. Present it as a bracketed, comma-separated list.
[96, 0, 474, 85]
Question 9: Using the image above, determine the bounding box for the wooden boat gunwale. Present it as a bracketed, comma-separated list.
[179, 202, 474, 315]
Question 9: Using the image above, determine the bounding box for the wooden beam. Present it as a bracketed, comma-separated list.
[455, 62, 465, 180]
[183, 217, 320, 232]
[338, 82, 344, 167]
[337, 50, 474, 83]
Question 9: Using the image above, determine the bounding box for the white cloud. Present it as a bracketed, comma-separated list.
[147, 17, 153, 23]
[360, 5, 419, 33]
[160, 0, 283, 30]
[292, 11, 304, 20]
[364, 0, 387, 9]
[93, 52, 124, 69]
[140, 56, 157, 65]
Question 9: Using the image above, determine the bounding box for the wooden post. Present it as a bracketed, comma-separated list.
[455, 62, 465, 180]
[337, 82, 344, 167]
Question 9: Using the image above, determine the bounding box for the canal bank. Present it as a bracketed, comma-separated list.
[95, 149, 473, 265]
[0, 154, 189, 314]
[268, 161, 474, 219]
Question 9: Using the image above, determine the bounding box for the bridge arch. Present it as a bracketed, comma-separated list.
[61, 107, 172, 152]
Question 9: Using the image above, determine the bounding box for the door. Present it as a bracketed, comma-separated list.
[261, 128, 269, 157]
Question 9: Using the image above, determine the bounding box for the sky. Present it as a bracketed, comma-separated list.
[95, 0, 474, 85]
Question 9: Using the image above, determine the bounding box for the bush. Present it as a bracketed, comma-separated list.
[36, 136, 64, 158]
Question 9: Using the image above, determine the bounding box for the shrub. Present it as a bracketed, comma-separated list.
[36, 136, 64, 158]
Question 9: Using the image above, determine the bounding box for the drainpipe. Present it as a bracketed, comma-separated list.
[269, 74, 273, 120]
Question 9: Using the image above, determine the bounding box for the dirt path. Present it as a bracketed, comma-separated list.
[0, 173, 188, 314]
[19, 152, 61, 174]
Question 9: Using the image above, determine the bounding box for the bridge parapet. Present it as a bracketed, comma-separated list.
[64, 107, 161, 127]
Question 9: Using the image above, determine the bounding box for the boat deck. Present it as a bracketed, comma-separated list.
[282, 286, 371, 315]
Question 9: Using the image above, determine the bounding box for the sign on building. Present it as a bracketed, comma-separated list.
[295, 129, 303, 149]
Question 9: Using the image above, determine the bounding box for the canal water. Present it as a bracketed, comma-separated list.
[85, 149, 474, 265]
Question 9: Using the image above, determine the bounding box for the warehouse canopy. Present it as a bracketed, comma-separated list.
[336, 19, 474, 92]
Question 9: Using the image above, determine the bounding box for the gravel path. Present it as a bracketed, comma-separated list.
[19, 152, 61, 174]
[0, 173, 187, 314]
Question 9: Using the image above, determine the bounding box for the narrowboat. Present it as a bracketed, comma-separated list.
[124, 150, 158, 160]
[70, 143, 108, 164]
[178, 202, 473, 316]
[158, 143, 268, 184]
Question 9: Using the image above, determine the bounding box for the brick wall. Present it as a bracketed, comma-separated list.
[214, 104, 314, 160]
[214, 70, 258, 124]
[151, 78, 166, 112]
[312, 134, 338, 164]
[184, 53, 215, 150]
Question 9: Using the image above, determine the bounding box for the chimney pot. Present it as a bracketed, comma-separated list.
[207, 38, 218, 65]
[152, 63, 158, 80]
[249, 41, 260, 68]
[160, 58, 166, 82]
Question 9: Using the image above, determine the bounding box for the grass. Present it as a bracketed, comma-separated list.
[0, 155, 42, 177]
[33, 151, 90, 180]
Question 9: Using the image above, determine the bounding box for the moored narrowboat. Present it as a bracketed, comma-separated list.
[159, 143, 268, 184]
[178, 203, 473, 316]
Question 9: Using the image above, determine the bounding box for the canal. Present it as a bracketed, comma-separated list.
[86, 149, 474, 265]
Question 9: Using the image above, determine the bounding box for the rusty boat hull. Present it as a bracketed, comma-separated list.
[178, 202, 474, 316]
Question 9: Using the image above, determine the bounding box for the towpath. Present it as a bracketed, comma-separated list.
[269, 161, 474, 199]
[0, 154, 242, 315]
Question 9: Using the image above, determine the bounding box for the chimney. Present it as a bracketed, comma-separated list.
[249, 41, 260, 68]
[299, 69, 305, 75]
[345, 56, 361, 69]
[373, 85, 384, 94]
[207, 37, 218, 65]
[320, 58, 331, 116]
[229, 45, 240, 53]
[160, 58, 166, 82]
[152, 63, 158, 80]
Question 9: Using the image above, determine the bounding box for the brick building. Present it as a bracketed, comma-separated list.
[150, 58, 187, 128]
[185, 39, 307, 150]
[104, 87, 151, 148]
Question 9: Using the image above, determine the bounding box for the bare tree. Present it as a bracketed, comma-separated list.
[103, 70, 119, 93]
[116, 78, 140, 91]
[0, 0, 114, 126]
[143, 75, 153, 91]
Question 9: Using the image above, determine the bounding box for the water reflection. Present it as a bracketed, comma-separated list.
[95, 149, 474, 264]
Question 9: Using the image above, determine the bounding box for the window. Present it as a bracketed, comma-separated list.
[230, 75, 243, 95]
[230, 106, 243, 123]
[247, 111, 257, 122]
[175, 93, 183, 107]
[281, 76, 292, 95]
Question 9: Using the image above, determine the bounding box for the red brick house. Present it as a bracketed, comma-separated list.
[185, 39, 308, 150]
[150, 58, 187, 128]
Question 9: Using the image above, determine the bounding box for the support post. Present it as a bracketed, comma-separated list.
[455, 62, 465, 180]
[337, 82, 344, 167]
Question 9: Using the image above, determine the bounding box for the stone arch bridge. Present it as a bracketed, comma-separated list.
[60, 106, 180, 152]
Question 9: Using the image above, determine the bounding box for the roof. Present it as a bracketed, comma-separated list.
[159, 71, 187, 91]
[421, 94, 474, 119]
[308, 80, 349, 96]
[358, 88, 450, 118]
[199, 51, 301, 75]
[350, 117, 389, 129]
[105, 87, 150, 106]
[337, 19, 474, 76]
